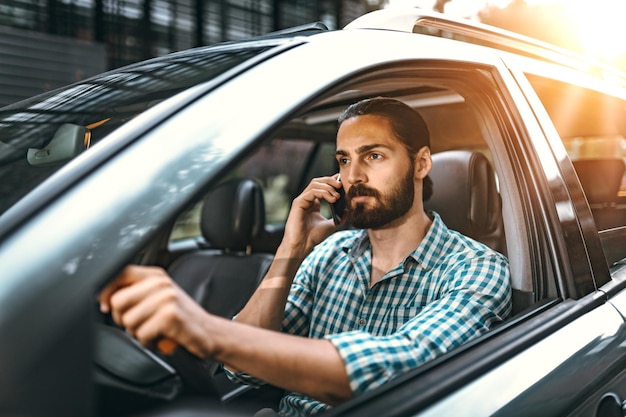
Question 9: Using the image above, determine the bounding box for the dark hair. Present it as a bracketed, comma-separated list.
[338, 97, 433, 201]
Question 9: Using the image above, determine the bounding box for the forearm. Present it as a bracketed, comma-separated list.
[235, 245, 306, 330]
[206, 316, 352, 405]
[236, 178, 337, 330]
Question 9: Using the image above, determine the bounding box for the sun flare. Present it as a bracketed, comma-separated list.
[567, 0, 626, 65]
[387, 0, 626, 69]
[501, 0, 626, 67]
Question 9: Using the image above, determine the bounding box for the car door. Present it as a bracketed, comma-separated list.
[154, 30, 620, 416]
[323, 46, 626, 417]
[507, 55, 626, 416]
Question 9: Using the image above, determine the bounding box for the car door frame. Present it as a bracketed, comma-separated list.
[324, 46, 626, 417]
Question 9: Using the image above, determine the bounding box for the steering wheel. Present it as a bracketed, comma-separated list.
[93, 319, 247, 402]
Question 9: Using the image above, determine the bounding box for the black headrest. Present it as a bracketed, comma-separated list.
[200, 178, 265, 252]
[573, 158, 624, 204]
[425, 151, 503, 249]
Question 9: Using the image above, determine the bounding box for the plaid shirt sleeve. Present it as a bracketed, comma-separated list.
[325, 250, 511, 396]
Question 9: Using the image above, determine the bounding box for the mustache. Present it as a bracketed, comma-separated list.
[347, 184, 379, 199]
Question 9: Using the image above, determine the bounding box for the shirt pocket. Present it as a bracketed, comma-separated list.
[373, 303, 424, 336]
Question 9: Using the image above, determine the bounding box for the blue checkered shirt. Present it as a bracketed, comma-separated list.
[228, 211, 511, 416]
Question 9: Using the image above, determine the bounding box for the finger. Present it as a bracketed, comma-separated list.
[98, 266, 139, 313]
[98, 265, 166, 313]
[108, 273, 173, 327]
[323, 176, 345, 200]
[142, 297, 215, 359]
[133, 301, 184, 348]
[300, 181, 342, 205]
[115, 279, 178, 333]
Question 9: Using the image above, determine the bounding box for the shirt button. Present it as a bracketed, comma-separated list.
[358, 318, 366, 326]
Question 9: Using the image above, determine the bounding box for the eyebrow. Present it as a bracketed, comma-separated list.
[335, 143, 390, 157]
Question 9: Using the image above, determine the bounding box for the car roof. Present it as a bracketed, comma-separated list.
[344, 7, 626, 87]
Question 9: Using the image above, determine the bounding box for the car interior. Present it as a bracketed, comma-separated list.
[92, 67, 557, 416]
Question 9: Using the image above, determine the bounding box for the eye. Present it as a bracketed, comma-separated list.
[368, 152, 383, 160]
[337, 156, 350, 165]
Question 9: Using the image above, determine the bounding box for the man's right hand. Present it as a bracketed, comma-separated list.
[98, 265, 218, 359]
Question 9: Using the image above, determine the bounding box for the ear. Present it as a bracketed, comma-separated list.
[414, 146, 432, 180]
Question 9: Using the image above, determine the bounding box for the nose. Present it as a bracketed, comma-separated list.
[344, 161, 366, 185]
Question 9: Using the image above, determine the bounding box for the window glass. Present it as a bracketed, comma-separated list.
[0, 43, 275, 218]
[237, 139, 315, 225]
[301, 142, 338, 219]
[526, 73, 626, 267]
[170, 138, 316, 242]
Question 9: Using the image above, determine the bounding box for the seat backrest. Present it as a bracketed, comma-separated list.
[573, 158, 625, 230]
[200, 177, 266, 252]
[168, 178, 273, 319]
[573, 158, 624, 205]
[425, 150, 506, 255]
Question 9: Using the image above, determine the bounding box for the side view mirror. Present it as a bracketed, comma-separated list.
[27, 123, 89, 166]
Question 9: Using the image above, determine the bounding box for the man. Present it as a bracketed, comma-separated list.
[99, 97, 512, 416]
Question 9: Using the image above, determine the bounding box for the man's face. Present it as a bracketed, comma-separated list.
[335, 114, 416, 230]
[348, 162, 414, 229]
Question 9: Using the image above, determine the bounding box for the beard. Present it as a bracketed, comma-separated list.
[347, 164, 415, 229]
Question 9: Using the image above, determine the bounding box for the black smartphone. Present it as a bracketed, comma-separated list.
[330, 176, 346, 226]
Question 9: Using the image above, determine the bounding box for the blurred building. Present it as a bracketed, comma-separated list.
[0, 0, 368, 107]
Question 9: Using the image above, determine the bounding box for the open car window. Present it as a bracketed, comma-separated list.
[168, 61, 549, 319]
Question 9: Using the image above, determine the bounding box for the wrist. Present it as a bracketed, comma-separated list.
[275, 240, 310, 262]
[185, 312, 227, 360]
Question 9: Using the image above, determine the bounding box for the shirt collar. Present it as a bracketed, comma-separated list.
[340, 211, 450, 270]
[407, 211, 449, 270]
[340, 229, 368, 261]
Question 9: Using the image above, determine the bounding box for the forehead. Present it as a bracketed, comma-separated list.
[336, 114, 400, 150]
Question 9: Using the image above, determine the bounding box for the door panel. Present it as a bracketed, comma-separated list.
[417, 300, 626, 417]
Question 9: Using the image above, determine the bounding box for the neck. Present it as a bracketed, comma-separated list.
[367, 207, 432, 286]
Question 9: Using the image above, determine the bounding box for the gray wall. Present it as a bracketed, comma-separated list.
[0, 26, 106, 108]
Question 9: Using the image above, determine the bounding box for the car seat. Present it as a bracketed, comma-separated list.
[425, 150, 506, 255]
[424, 150, 536, 314]
[573, 158, 625, 230]
[168, 178, 273, 319]
[166, 178, 274, 399]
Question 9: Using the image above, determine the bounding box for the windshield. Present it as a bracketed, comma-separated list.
[0, 42, 278, 217]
